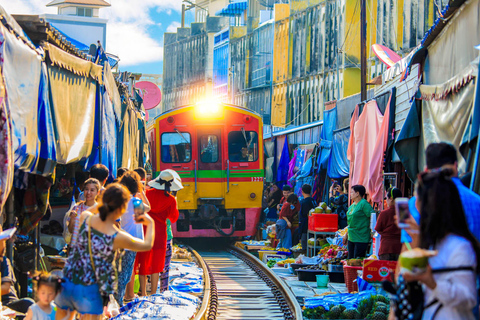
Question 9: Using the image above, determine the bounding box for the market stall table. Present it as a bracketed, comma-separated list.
[40, 234, 66, 251]
[307, 230, 337, 257]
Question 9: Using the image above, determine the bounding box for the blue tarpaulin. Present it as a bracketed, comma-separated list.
[327, 128, 350, 179]
[33, 63, 57, 175]
[49, 24, 90, 51]
[277, 136, 290, 184]
[318, 108, 337, 170]
[216, 1, 247, 16]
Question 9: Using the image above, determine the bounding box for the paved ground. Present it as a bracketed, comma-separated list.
[272, 268, 348, 305]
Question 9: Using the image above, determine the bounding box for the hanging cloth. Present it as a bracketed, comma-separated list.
[277, 136, 290, 185]
[369, 94, 392, 204]
[350, 101, 384, 194]
[287, 149, 297, 187]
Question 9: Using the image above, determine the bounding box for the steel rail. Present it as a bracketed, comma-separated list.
[191, 244, 302, 320]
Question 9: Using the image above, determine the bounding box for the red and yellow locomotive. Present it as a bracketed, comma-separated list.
[148, 101, 264, 238]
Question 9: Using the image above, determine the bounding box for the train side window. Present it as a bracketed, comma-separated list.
[161, 132, 191, 163]
[199, 135, 219, 163]
[228, 131, 258, 162]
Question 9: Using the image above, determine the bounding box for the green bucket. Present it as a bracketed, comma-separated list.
[316, 274, 329, 288]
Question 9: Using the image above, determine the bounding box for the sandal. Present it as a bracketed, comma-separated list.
[123, 294, 139, 304]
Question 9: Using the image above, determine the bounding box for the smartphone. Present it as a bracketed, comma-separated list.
[395, 197, 411, 229]
[132, 198, 144, 222]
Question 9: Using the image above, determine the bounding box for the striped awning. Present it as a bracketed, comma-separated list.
[216, 1, 247, 16]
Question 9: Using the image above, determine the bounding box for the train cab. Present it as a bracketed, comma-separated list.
[150, 101, 264, 238]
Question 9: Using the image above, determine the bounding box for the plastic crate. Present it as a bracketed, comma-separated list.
[308, 214, 338, 232]
[343, 265, 362, 293]
[297, 269, 326, 282]
[328, 264, 343, 272]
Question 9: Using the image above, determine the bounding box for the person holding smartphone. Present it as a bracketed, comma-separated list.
[329, 181, 349, 230]
[116, 171, 151, 305]
[375, 187, 402, 261]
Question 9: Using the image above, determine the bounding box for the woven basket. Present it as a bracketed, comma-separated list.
[343, 265, 362, 293]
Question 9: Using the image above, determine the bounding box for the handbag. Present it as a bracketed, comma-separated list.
[87, 216, 111, 306]
[384, 266, 475, 320]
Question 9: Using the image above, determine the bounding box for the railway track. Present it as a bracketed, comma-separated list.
[191, 245, 302, 320]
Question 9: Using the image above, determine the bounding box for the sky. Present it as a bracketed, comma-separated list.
[1, 0, 195, 74]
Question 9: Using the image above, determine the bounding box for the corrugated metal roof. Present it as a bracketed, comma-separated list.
[47, 0, 111, 7]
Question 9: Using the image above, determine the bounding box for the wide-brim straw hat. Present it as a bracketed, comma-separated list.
[148, 169, 184, 191]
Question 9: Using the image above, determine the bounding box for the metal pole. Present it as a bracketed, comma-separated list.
[231, 65, 235, 104]
[360, 0, 367, 101]
[181, 4, 186, 28]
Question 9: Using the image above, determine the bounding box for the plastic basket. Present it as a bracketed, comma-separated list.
[308, 214, 338, 232]
[343, 265, 362, 293]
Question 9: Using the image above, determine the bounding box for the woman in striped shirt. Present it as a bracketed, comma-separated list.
[67, 178, 101, 248]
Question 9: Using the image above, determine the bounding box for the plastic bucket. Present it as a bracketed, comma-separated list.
[316, 274, 330, 288]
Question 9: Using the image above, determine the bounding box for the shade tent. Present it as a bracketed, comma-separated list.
[216, 1, 248, 16]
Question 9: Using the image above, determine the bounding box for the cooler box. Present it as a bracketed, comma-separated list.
[362, 260, 397, 282]
[308, 214, 338, 232]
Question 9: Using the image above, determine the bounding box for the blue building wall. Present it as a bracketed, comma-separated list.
[213, 29, 230, 101]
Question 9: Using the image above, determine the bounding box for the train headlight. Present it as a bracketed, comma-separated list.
[196, 98, 220, 114]
[249, 193, 256, 200]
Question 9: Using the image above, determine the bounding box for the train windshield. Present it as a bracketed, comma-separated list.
[228, 131, 258, 162]
[161, 132, 191, 163]
[199, 134, 219, 163]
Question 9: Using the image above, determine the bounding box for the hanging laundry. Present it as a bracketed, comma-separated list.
[349, 101, 384, 197]
[369, 94, 392, 204]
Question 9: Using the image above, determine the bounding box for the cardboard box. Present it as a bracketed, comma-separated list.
[362, 260, 397, 282]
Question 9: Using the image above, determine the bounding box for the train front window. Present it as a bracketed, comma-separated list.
[199, 135, 219, 163]
[161, 132, 191, 163]
[228, 131, 258, 162]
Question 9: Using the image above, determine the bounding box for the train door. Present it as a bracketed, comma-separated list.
[159, 128, 196, 210]
[224, 128, 262, 209]
[196, 127, 225, 200]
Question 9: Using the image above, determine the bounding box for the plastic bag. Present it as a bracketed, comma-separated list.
[106, 294, 120, 317]
[295, 255, 321, 265]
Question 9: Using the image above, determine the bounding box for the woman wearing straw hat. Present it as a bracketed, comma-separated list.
[134, 169, 183, 296]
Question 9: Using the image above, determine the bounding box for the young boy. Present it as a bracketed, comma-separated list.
[299, 184, 316, 251]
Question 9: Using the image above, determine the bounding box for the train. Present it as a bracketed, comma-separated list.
[147, 100, 264, 238]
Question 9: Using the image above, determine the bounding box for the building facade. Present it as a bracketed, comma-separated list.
[42, 0, 109, 49]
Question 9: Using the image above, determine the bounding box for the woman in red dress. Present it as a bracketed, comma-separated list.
[135, 169, 183, 295]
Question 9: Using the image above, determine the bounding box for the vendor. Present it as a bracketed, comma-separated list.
[329, 181, 348, 229]
[343, 185, 373, 258]
[276, 194, 299, 249]
[375, 187, 402, 261]
[265, 184, 282, 221]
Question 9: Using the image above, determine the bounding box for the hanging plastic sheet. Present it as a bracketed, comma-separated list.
[327, 128, 350, 179]
[83, 86, 101, 171]
[276, 135, 290, 185]
[294, 157, 315, 197]
[394, 96, 423, 181]
[318, 107, 337, 170]
[117, 105, 140, 169]
[264, 139, 276, 183]
[0, 75, 13, 211]
[1, 24, 42, 169]
[103, 62, 122, 123]
[33, 63, 57, 176]
[317, 140, 332, 170]
[47, 46, 98, 164]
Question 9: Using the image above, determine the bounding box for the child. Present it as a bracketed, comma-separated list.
[24, 272, 62, 320]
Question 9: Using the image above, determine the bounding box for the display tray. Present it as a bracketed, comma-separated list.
[297, 269, 326, 282]
[290, 263, 310, 274]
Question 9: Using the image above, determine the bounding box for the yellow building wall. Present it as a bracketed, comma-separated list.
[343, 68, 361, 98]
[271, 84, 287, 127]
